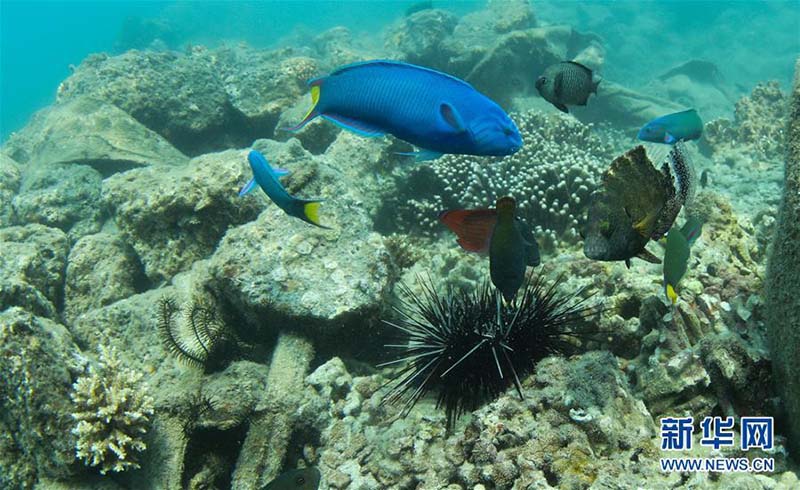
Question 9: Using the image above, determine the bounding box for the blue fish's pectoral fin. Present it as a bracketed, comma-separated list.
[395, 149, 444, 162]
[664, 132, 678, 144]
[238, 178, 258, 197]
[322, 114, 385, 137]
[273, 167, 290, 177]
[553, 102, 569, 113]
[439, 102, 466, 132]
[282, 83, 322, 132]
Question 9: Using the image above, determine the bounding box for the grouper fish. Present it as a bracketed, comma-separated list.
[582, 143, 696, 267]
[440, 196, 540, 303]
[287, 60, 522, 160]
[239, 150, 328, 228]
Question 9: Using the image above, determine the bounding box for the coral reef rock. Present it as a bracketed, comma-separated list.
[0, 224, 69, 316]
[12, 163, 103, 242]
[102, 149, 262, 283]
[56, 50, 232, 155]
[206, 140, 392, 332]
[765, 58, 800, 457]
[2, 96, 188, 174]
[64, 232, 146, 324]
[0, 154, 21, 227]
[0, 308, 83, 487]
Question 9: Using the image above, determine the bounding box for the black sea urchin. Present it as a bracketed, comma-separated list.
[380, 275, 598, 430]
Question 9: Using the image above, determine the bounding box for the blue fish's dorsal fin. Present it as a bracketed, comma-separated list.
[318, 59, 478, 92]
[440, 102, 466, 132]
[239, 178, 257, 197]
[322, 114, 385, 137]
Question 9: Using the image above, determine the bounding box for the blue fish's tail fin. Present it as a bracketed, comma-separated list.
[291, 198, 330, 229]
[282, 81, 322, 132]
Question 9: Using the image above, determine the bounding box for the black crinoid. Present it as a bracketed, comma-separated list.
[379, 275, 599, 430]
[158, 296, 247, 373]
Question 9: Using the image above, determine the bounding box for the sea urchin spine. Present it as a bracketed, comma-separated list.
[380, 275, 598, 430]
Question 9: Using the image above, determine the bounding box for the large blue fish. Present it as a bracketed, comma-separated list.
[638, 109, 703, 144]
[287, 60, 522, 160]
[239, 150, 328, 228]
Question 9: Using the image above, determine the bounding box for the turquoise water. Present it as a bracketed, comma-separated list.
[2, 1, 796, 141]
[2, 1, 800, 489]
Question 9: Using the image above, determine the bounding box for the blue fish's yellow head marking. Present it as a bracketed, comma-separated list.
[470, 107, 522, 156]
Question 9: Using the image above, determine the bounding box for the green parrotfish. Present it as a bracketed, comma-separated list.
[638, 109, 703, 144]
[439, 196, 540, 303]
[663, 217, 703, 305]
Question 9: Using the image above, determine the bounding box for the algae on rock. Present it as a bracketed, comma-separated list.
[765, 58, 800, 458]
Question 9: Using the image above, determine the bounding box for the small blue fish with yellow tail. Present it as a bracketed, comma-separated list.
[239, 150, 328, 228]
[638, 109, 703, 144]
[440, 196, 540, 303]
[286, 60, 522, 160]
[663, 217, 703, 305]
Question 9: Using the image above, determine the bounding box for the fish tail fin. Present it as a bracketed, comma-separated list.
[297, 199, 330, 229]
[665, 283, 678, 305]
[592, 78, 601, 94]
[282, 81, 322, 132]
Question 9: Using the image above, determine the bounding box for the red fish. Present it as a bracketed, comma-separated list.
[440, 197, 540, 302]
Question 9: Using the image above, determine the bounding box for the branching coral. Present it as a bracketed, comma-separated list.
[70, 344, 154, 474]
[389, 111, 616, 249]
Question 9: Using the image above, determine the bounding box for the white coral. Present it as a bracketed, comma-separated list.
[70, 344, 154, 474]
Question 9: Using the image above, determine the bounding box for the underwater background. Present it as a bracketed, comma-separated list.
[1, 1, 800, 489]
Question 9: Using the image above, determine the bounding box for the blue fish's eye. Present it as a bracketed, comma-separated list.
[503, 127, 513, 136]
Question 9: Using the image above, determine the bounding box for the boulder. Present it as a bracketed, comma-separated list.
[0, 225, 69, 314]
[56, 50, 232, 155]
[2, 97, 188, 174]
[465, 26, 602, 108]
[12, 163, 103, 241]
[102, 149, 262, 283]
[765, 58, 800, 458]
[0, 154, 21, 227]
[0, 308, 83, 486]
[206, 139, 392, 336]
[64, 233, 146, 324]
